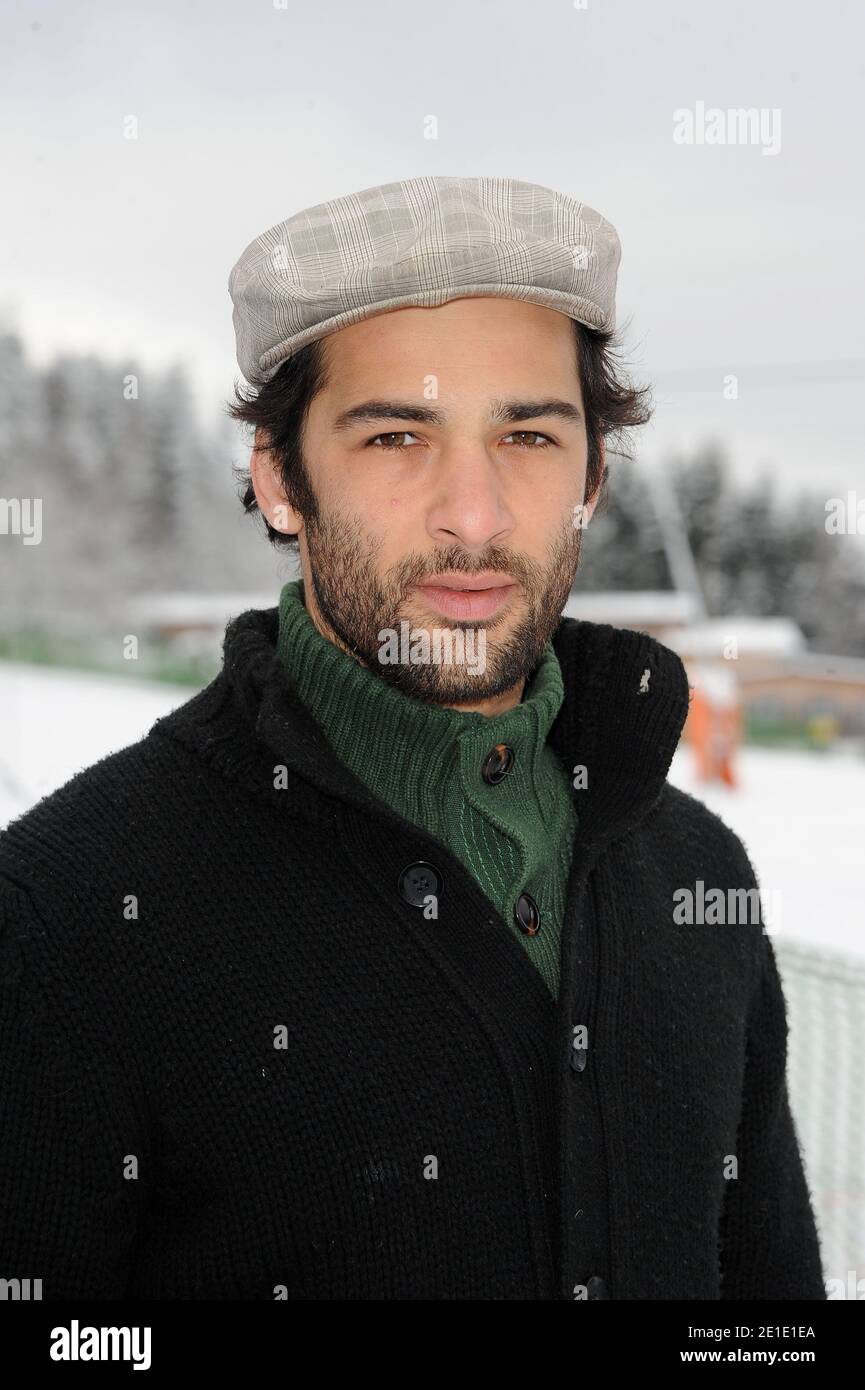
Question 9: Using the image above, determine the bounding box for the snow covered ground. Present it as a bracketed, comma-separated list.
[0, 662, 191, 830]
[1, 660, 862, 958]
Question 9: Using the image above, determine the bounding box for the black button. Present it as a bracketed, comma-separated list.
[514, 892, 541, 936]
[481, 743, 515, 784]
[398, 861, 443, 908]
[570, 1040, 587, 1072]
[586, 1274, 609, 1300]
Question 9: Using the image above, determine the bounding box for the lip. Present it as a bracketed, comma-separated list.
[413, 578, 517, 621]
[419, 572, 515, 591]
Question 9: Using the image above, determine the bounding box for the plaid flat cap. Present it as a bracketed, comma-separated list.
[228, 175, 621, 385]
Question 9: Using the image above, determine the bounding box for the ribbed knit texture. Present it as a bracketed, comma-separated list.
[0, 604, 827, 1300]
[275, 578, 578, 998]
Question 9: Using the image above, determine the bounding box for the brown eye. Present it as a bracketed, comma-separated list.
[503, 431, 553, 448]
[367, 432, 421, 450]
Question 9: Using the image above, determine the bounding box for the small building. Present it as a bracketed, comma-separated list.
[563, 590, 701, 637]
[737, 653, 865, 739]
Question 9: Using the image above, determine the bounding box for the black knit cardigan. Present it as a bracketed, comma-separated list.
[0, 607, 826, 1300]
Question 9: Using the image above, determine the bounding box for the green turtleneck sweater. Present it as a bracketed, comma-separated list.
[275, 579, 579, 998]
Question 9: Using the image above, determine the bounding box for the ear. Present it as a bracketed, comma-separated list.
[250, 426, 304, 535]
[582, 434, 606, 523]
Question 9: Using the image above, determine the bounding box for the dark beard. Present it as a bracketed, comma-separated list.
[302, 509, 584, 704]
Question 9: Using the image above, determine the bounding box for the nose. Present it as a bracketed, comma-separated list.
[424, 443, 515, 550]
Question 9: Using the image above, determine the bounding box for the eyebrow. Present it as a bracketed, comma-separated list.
[330, 397, 583, 432]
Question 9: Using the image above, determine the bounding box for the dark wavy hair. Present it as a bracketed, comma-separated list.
[227, 318, 653, 550]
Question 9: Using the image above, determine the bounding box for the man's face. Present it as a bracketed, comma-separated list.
[258, 296, 601, 705]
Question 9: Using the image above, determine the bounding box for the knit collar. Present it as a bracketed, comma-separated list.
[274, 577, 565, 816]
[152, 597, 691, 861]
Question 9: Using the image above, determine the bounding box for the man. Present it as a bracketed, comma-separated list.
[0, 176, 825, 1300]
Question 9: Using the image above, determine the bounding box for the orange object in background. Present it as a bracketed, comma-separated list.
[685, 664, 743, 788]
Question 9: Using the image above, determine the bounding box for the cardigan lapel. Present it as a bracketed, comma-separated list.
[548, 613, 692, 859]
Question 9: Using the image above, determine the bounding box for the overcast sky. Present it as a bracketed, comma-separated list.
[2, 0, 863, 498]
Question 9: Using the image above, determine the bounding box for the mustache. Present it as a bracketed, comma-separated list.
[395, 552, 537, 592]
